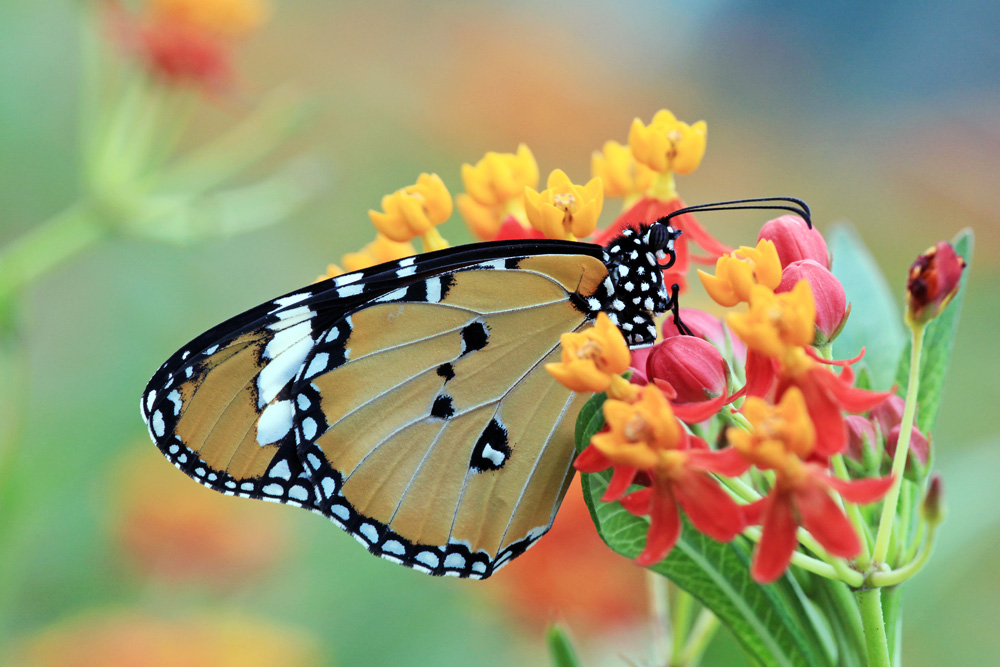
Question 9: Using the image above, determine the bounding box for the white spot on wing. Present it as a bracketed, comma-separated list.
[152, 411, 165, 437]
[256, 400, 294, 446]
[425, 277, 442, 303]
[333, 272, 362, 286]
[304, 352, 329, 379]
[337, 284, 364, 298]
[269, 458, 292, 480]
[258, 334, 313, 406]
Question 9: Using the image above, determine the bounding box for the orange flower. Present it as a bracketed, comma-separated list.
[112, 448, 287, 585]
[546, 313, 630, 393]
[726, 281, 816, 360]
[698, 239, 783, 308]
[458, 145, 538, 240]
[628, 109, 707, 175]
[6, 609, 319, 667]
[523, 169, 603, 240]
[729, 390, 894, 582]
[368, 173, 452, 251]
[148, 0, 269, 37]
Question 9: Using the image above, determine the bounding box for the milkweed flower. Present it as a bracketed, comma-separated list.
[645, 336, 733, 423]
[729, 281, 893, 457]
[905, 240, 966, 325]
[458, 144, 539, 240]
[758, 215, 830, 269]
[523, 169, 603, 240]
[729, 390, 895, 582]
[369, 173, 452, 251]
[698, 239, 783, 308]
[575, 386, 749, 565]
[776, 259, 848, 344]
[316, 234, 417, 282]
[592, 140, 656, 204]
[109, 0, 269, 89]
[546, 313, 632, 396]
[628, 109, 708, 175]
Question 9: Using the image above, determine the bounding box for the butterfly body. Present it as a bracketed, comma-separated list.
[142, 225, 679, 578]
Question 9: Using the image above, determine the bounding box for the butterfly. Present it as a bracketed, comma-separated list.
[141, 197, 811, 579]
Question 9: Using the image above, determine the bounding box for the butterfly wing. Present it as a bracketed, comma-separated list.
[293, 252, 609, 578]
[141, 241, 611, 578]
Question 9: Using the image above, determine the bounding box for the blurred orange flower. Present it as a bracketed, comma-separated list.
[480, 478, 647, 632]
[7, 609, 320, 667]
[112, 448, 288, 585]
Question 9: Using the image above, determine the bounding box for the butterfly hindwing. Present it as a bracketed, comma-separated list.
[293, 252, 609, 577]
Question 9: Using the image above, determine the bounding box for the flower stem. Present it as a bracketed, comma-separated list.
[856, 587, 892, 667]
[870, 519, 940, 587]
[678, 609, 720, 666]
[831, 453, 873, 565]
[671, 587, 694, 665]
[0, 203, 107, 303]
[647, 570, 671, 665]
[872, 323, 926, 565]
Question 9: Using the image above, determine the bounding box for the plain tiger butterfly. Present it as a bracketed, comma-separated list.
[140, 197, 811, 579]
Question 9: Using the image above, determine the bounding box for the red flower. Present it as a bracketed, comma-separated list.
[575, 387, 748, 566]
[906, 241, 966, 324]
[730, 390, 894, 582]
[758, 214, 829, 269]
[872, 395, 930, 466]
[776, 260, 848, 343]
[645, 336, 733, 423]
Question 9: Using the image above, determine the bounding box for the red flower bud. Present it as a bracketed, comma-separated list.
[886, 424, 930, 466]
[844, 415, 877, 462]
[662, 308, 746, 361]
[758, 215, 829, 269]
[871, 395, 906, 435]
[776, 260, 848, 343]
[906, 241, 966, 325]
[646, 337, 730, 404]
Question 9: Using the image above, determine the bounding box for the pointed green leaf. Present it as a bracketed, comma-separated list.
[547, 624, 583, 667]
[829, 224, 906, 391]
[895, 229, 973, 434]
[579, 466, 833, 667]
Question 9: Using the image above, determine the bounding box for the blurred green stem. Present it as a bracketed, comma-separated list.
[0, 203, 107, 303]
[678, 609, 720, 667]
[671, 587, 694, 665]
[648, 571, 671, 664]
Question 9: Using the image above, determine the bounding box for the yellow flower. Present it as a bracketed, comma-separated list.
[728, 388, 816, 478]
[628, 109, 707, 175]
[314, 235, 417, 283]
[461, 144, 539, 207]
[546, 313, 630, 393]
[369, 173, 452, 251]
[698, 239, 783, 307]
[148, 0, 269, 37]
[592, 386, 684, 470]
[523, 169, 603, 240]
[591, 140, 656, 199]
[456, 194, 504, 241]
[727, 281, 817, 359]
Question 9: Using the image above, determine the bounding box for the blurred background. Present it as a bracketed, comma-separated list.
[1, 0, 997, 665]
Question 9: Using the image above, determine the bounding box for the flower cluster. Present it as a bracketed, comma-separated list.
[321, 108, 966, 591]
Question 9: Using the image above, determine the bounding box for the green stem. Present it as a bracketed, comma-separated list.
[797, 529, 865, 587]
[872, 323, 926, 565]
[870, 521, 940, 587]
[647, 570, 671, 665]
[678, 609, 720, 666]
[856, 587, 892, 667]
[671, 588, 694, 665]
[831, 454, 873, 565]
[0, 203, 107, 302]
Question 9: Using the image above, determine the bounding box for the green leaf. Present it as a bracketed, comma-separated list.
[574, 392, 607, 451]
[895, 229, 973, 434]
[829, 224, 907, 391]
[580, 467, 834, 667]
[546, 624, 583, 667]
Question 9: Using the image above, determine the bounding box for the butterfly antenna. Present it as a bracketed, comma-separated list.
[658, 196, 813, 229]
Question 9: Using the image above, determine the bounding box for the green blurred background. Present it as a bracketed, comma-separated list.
[1, 1, 997, 665]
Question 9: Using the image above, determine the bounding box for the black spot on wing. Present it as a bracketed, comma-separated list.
[460, 322, 489, 356]
[470, 418, 510, 473]
[436, 363, 455, 381]
[431, 394, 455, 420]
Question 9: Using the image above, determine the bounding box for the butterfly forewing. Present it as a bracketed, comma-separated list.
[293, 253, 609, 577]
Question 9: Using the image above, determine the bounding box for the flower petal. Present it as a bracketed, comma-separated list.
[751, 492, 799, 583]
[795, 483, 860, 558]
[635, 488, 682, 566]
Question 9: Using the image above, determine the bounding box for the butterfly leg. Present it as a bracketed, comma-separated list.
[668, 283, 694, 336]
